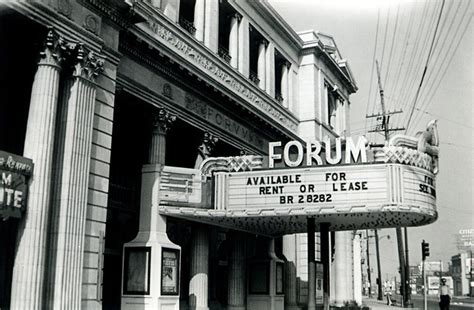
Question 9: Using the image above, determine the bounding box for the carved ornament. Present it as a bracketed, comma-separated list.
[152, 108, 177, 134]
[143, 20, 297, 132]
[39, 28, 68, 67]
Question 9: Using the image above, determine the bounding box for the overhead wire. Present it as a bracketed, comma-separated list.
[392, 0, 433, 129]
[364, 8, 381, 138]
[404, 0, 446, 134]
[409, 0, 469, 128]
[396, 0, 441, 129]
[368, 5, 392, 143]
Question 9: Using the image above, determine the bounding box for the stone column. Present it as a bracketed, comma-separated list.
[283, 234, 300, 310]
[161, 0, 180, 23]
[238, 16, 249, 77]
[257, 40, 267, 90]
[353, 234, 363, 305]
[229, 13, 241, 69]
[204, 0, 219, 53]
[194, 0, 205, 42]
[47, 45, 104, 309]
[189, 225, 210, 310]
[149, 109, 176, 165]
[10, 29, 66, 310]
[281, 61, 290, 108]
[265, 42, 275, 97]
[227, 232, 246, 310]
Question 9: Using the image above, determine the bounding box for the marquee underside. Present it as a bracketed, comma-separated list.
[159, 204, 437, 237]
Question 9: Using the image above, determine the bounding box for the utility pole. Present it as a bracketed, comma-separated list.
[404, 228, 413, 307]
[366, 229, 372, 298]
[366, 60, 404, 139]
[367, 60, 407, 306]
[374, 230, 383, 301]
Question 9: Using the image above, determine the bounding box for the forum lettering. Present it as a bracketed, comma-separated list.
[268, 136, 368, 168]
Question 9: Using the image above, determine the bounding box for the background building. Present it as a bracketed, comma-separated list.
[0, 1, 357, 309]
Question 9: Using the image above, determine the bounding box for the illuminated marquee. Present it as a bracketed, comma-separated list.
[216, 163, 435, 213]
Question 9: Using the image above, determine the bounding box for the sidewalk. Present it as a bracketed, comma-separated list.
[362, 297, 406, 310]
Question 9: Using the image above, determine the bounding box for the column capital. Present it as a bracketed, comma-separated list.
[39, 28, 68, 67]
[230, 12, 242, 22]
[259, 39, 269, 48]
[284, 60, 291, 69]
[69, 44, 105, 82]
[152, 108, 177, 135]
[198, 132, 219, 158]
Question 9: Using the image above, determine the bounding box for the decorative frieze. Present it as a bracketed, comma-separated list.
[142, 20, 298, 132]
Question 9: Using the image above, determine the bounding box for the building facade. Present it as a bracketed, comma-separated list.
[0, 1, 358, 309]
[451, 253, 472, 296]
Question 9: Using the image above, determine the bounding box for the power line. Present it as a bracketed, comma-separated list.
[404, 0, 446, 134]
[415, 108, 473, 129]
[409, 0, 470, 128]
[364, 8, 381, 136]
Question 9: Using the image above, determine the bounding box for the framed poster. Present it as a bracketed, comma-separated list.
[276, 262, 284, 294]
[161, 248, 180, 295]
[123, 247, 151, 295]
[249, 262, 269, 294]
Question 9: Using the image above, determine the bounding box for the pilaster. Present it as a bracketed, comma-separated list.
[161, 0, 180, 23]
[281, 61, 290, 108]
[229, 13, 240, 69]
[237, 16, 249, 77]
[265, 42, 275, 97]
[204, 0, 219, 53]
[47, 45, 104, 310]
[257, 40, 267, 91]
[10, 29, 66, 310]
[194, 0, 205, 42]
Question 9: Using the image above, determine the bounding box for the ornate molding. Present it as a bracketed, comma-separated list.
[152, 108, 177, 135]
[140, 20, 298, 132]
[39, 28, 68, 67]
[199, 155, 264, 177]
[198, 132, 219, 159]
[69, 44, 105, 82]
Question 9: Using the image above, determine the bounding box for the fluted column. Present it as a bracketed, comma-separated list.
[283, 234, 300, 310]
[47, 45, 104, 310]
[281, 61, 290, 108]
[227, 232, 246, 310]
[149, 109, 176, 165]
[257, 40, 267, 90]
[194, 0, 205, 42]
[10, 29, 65, 310]
[229, 13, 241, 69]
[189, 225, 210, 310]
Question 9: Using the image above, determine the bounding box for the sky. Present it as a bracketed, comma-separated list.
[269, 0, 473, 279]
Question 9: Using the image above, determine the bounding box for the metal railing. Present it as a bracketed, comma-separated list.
[179, 17, 196, 35]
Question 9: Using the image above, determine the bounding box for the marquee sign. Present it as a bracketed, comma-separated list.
[219, 164, 435, 212]
[0, 150, 33, 219]
[159, 125, 439, 235]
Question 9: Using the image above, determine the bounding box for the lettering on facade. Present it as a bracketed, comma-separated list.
[184, 94, 264, 149]
[143, 20, 297, 132]
[268, 137, 368, 168]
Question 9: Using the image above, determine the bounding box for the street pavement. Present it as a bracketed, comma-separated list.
[364, 295, 474, 310]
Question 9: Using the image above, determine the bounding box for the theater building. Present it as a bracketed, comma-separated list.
[0, 1, 365, 309]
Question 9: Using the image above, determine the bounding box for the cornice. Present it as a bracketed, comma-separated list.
[241, 0, 303, 50]
[301, 45, 358, 94]
[5, 1, 103, 53]
[128, 1, 300, 137]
